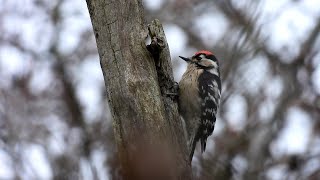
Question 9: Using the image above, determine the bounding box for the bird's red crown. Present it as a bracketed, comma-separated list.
[194, 50, 213, 56]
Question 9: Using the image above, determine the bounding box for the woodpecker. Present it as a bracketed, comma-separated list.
[178, 50, 221, 161]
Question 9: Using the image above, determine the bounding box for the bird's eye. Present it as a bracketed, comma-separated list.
[196, 56, 202, 61]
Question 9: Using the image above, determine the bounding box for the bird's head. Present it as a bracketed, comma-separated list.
[179, 50, 218, 69]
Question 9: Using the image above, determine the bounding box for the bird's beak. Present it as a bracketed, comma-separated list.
[179, 56, 191, 62]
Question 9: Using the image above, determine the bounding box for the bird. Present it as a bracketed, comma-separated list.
[178, 50, 221, 161]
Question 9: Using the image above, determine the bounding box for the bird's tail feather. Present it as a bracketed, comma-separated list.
[200, 138, 207, 153]
[188, 134, 197, 162]
[188, 127, 201, 162]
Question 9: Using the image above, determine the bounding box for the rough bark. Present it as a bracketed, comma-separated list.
[86, 1, 191, 179]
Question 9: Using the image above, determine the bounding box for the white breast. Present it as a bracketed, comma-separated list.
[178, 64, 203, 121]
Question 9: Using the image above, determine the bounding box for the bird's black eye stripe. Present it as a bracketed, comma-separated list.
[196, 56, 202, 60]
[206, 55, 217, 61]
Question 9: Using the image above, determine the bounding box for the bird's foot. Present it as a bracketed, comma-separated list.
[166, 81, 179, 100]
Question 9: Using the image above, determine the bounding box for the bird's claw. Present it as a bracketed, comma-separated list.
[166, 82, 179, 100]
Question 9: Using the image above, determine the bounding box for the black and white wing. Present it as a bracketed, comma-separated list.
[198, 70, 221, 152]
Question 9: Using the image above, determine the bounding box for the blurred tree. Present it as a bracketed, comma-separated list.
[0, 0, 320, 179]
[0, 0, 109, 179]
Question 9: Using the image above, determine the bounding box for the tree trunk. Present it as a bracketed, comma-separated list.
[86, 0, 191, 179]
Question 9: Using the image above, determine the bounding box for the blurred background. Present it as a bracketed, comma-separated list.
[0, 0, 320, 179]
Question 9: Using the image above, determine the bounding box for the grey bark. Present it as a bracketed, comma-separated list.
[86, 1, 191, 179]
